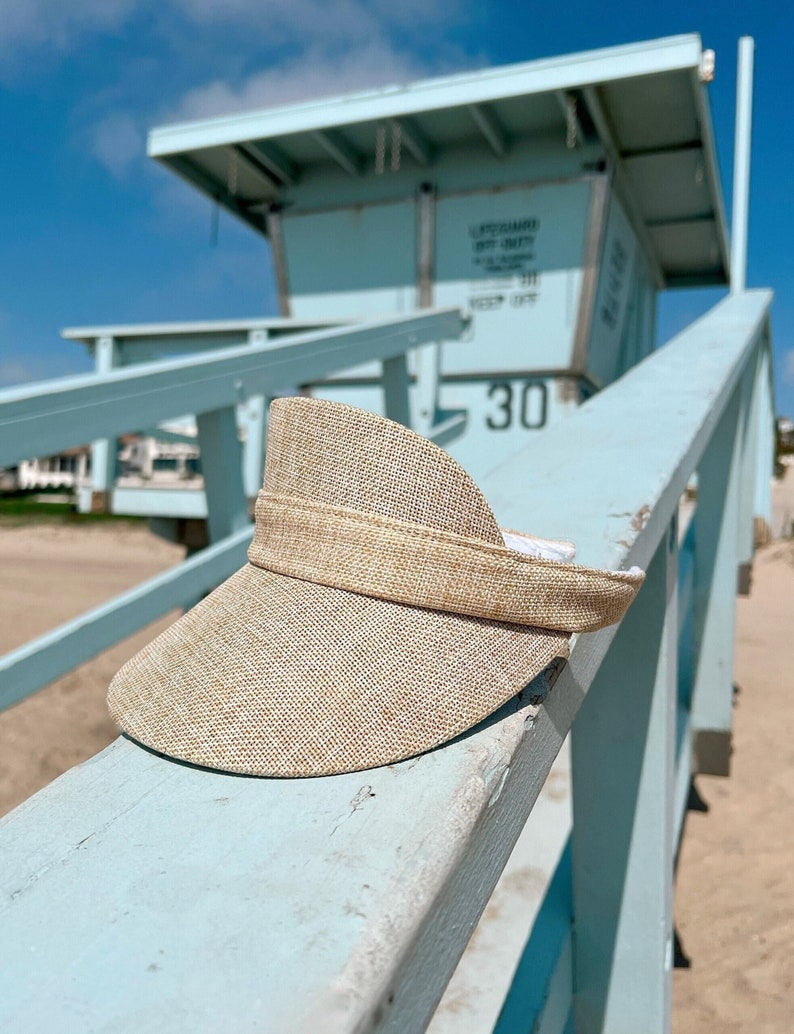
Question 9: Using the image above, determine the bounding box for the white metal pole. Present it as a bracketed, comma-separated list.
[731, 36, 755, 293]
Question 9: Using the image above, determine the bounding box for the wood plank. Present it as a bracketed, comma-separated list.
[381, 354, 412, 428]
[690, 387, 742, 775]
[195, 406, 249, 542]
[429, 746, 572, 1032]
[62, 317, 344, 343]
[571, 530, 677, 1032]
[0, 309, 467, 467]
[0, 291, 772, 1032]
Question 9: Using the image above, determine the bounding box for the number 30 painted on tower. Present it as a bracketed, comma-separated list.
[485, 381, 547, 430]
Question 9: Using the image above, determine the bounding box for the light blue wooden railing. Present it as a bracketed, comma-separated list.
[0, 309, 467, 710]
[61, 316, 351, 514]
[62, 315, 469, 520]
[0, 290, 775, 1034]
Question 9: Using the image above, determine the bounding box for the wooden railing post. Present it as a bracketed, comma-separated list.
[736, 343, 773, 587]
[737, 345, 762, 588]
[382, 353, 412, 427]
[753, 342, 774, 532]
[571, 521, 678, 1034]
[196, 406, 249, 543]
[690, 387, 742, 775]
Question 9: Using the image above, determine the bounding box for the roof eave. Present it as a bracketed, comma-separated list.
[148, 34, 703, 158]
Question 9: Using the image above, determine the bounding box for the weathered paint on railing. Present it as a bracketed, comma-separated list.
[0, 290, 774, 1033]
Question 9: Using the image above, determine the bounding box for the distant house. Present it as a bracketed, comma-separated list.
[0, 431, 202, 496]
[0, 446, 91, 493]
[117, 431, 201, 486]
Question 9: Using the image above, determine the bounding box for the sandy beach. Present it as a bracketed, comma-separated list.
[673, 536, 794, 1032]
[0, 521, 183, 815]
[0, 513, 792, 1027]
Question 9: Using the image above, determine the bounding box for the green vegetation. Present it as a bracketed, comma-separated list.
[0, 494, 144, 527]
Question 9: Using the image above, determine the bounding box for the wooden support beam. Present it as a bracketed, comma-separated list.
[312, 129, 363, 176]
[381, 354, 411, 428]
[393, 117, 433, 165]
[753, 342, 775, 525]
[265, 206, 292, 316]
[690, 387, 743, 775]
[469, 103, 508, 157]
[570, 174, 611, 375]
[230, 144, 283, 190]
[196, 406, 249, 544]
[89, 335, 117, 511]
[243, 140, 299, 186]
[571, 527, 677, 1033]
[737, 350, 761, 577]
[621, 140, 703, 160]
[241, 329, 269, 498]
[582, 85, 665, 289]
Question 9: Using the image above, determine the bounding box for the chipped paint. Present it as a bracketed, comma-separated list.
[331, 785, 376, 836]
[486, 766, 510, 807]
[632, 504, 652, 532]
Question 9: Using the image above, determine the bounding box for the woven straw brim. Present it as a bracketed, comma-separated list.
[108, 563, 569, 778]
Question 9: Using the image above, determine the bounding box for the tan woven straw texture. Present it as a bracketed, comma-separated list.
[108, 397, 643, 777]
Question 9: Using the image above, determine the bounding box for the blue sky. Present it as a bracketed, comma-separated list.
[1, 0, 791, 415]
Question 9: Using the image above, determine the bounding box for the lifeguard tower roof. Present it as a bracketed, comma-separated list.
[149, 34, 729, 287]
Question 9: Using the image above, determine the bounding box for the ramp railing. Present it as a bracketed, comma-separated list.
[61, 316, 350, 514]
[0, 309, 468, 710]
[0, 290, 775, 1034]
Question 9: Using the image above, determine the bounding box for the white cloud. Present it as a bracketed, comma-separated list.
[0, 0, 136, 54]
[0, 0, 458, 59]
[0, 359, 34, 386]
[174, 0, 374, 36]
[88, 113, 145, 177]
[37, 2, 475, 182]
[170, 41, 433, 122]
[169, 0, 455, 42]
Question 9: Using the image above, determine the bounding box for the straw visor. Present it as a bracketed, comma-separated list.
[108, 397, 644, 777]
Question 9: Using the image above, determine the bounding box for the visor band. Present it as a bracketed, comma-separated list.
[248, 491, 644, 633]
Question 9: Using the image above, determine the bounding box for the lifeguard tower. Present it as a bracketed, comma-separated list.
[0, 34, 776, 1034]
[68, 33, 729, 521]
[149, 33, 727, 469]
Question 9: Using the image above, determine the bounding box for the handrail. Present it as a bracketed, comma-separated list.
[0, 309, 466, 467]
[0, 291, 775, 1033]
[485, 290, 771, 570]
[62, 316, 350, 342]
[0, 308, 468, 711]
